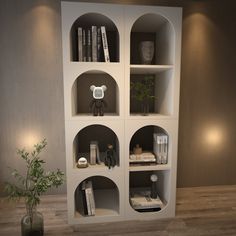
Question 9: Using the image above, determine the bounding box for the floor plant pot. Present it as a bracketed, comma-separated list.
[21, 210, 44, 236]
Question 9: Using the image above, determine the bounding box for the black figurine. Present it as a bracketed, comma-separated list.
[105, 144, 116, 169]
[89, 85, 107, 116]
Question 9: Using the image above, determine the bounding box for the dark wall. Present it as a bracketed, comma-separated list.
[0, 0, 236, 195]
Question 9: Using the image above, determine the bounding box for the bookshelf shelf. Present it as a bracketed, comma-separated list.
[129, 164, 171, 172]
[61, 1, 181, 224]
[130, 65, 173, 74]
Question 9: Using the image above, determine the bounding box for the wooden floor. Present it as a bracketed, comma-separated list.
[1, 185, 236, 236]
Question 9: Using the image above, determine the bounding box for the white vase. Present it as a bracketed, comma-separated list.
[139, 41, 154, 64]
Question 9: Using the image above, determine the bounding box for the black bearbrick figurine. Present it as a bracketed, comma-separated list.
[89, 85, 107, 116]
[105, 144, 116, 169]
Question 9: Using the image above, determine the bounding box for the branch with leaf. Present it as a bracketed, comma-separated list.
[5, 139, 65, 221]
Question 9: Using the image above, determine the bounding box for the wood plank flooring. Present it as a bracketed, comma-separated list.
[0, 185, 236, 236]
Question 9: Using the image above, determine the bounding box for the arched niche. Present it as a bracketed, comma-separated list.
[70, 13, 120, 62]
[71, 70, 119, 116]
[130, 13, 175, 65]
[74, 176, 120, 217]
[73, 124, 120, 168]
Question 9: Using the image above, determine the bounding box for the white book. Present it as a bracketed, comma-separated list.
[91, 26, 97, 62]
[162, 135, 168, 164]
[77, 27, 83, 61]
[153, 133, 168, 164]
[86, 181, 96, 216]
[101, 26, 110, 62]
[90, 143, 96, 165]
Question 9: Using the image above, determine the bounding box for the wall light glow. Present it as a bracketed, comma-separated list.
[204, 126, 225, 148]
[19, 131, 42, 150]
[205, 128, 222, 145]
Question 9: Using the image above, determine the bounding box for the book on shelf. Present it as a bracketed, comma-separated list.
[91, 26, 98, 62]
[90, 141, 101, 165]
[101, 26, 110, 62]
[81, 180, 96, 216]
[153, 133, 168, 164]
[97, 27, 102, 62]
[77, 27, 83, 61]
[86, 29, 92, 62]
[82, 29, 86, 61]
[81, 181, 91, 215]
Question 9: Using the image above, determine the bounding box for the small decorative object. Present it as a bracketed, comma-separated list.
[133, 144, 142, 155]
[4, 139, 64, 236]
[150, 174, 158, 199]
[139, 41, 154, 64]
[105, 144, 116, 169]
[130, 75, 155, 115]
[77, 157, 88, 168]
[89, 85, 107, 116]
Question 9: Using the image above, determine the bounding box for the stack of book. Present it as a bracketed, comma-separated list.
[81, 180, 96, 216]
[153, 133, 168, 164]
[130, 189, 163, 212]
[129, 152, 156, 163]
[77, 26, 110, 62]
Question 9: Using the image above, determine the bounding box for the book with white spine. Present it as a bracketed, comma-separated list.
[101, 26, 110, 62]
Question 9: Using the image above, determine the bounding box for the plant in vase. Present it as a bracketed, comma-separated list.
[4, 139, 65, 236]
[130, 75, 156, 115]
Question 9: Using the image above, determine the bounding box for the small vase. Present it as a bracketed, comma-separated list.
[21, 210, 44, 236]
[139, 41, 154, 65]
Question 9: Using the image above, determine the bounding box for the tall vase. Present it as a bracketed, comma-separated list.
[21, 208, 44, 236]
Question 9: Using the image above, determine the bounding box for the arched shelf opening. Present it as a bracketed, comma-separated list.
[130, 13, 175, 65]
[70, 13, 120, 62]
[71, 70, 120, 117]
[75, 176, 120, 217]
[129, 170, 170, 213]
[129, 125, 169, 167]
[73, 124, 120, 169]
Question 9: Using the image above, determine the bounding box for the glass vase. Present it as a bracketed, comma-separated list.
[141, 99, 150, 116]
[21, 210, 44, 236]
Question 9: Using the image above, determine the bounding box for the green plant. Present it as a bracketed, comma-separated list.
[130, 75, 155, 102]
[5, 139, 64, 220]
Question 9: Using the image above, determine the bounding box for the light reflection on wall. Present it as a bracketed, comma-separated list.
[19, 130, 42, 150]
[204, 125, 225, 149]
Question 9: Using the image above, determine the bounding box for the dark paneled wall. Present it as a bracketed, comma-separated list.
[0, 0, 236, 195]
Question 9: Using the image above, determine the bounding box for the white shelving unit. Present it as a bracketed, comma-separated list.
[61, 2, 182, 224]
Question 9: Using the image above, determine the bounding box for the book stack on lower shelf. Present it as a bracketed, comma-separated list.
[81, 180, 96, 216]
[130, 189, 164, 212]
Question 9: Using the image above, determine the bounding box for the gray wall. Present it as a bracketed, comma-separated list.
[1, 0, 236, 195]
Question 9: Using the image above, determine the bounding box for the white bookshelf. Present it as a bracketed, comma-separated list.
[61, 2, 182, 224]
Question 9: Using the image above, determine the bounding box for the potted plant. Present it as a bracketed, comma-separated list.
[4, 139, 65, 236]
[130, 75, 155, 115]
